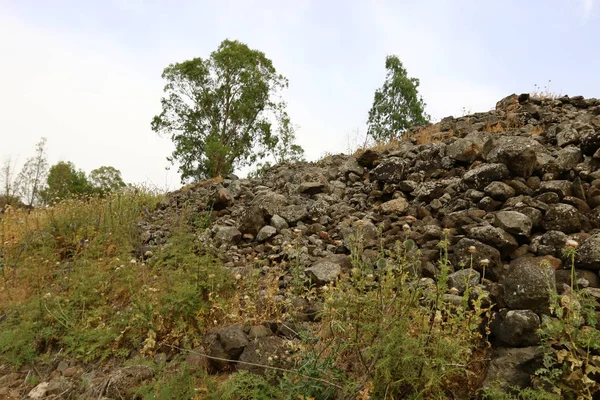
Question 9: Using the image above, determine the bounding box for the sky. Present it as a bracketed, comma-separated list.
[1, 0, 599, 191]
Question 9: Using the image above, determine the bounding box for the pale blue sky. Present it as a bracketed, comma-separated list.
[1, 0, 598, 189]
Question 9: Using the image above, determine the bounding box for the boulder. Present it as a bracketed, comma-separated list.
[482, 346, 544, 392]
[450, 238, 503, 280]
[305, 261, 342, 285]
[256, 225, 277, 242]
[492, 309, 541, 347]
[493, 211, 533, 238]
[462, 163, 510, 190]
[448, 268, 480, 294]
[503, 257, 556, 314]
[576, 233, 600, 271]
[370, 157, 408, 183]
[467, 225, 519, 257]
[543, 203, 581, 234]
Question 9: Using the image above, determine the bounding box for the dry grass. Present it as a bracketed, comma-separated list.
[531, 80, 562, 100]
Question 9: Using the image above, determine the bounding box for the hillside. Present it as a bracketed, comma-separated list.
[2, 93, 600, 399]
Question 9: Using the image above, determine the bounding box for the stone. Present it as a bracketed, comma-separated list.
[538, 180, 573, 198]
[370, 157, 408, 183]
[492, 309, 541, 347]
[379, 197, 409, 214]
[28, 382, 50, 399]
[218, 325, 249, 359]
[503, 257, 556, 314]
[299, 181, 326, 195]
[484, 181, 515, 201]
[467, 225, 519, 257]
[46, 376, 71, 396]
[530, 231, 568, 257]
[485, 136, 545, 178]
[270, 215, 289, 231]
[493, 211, 533, 237]
[576, 233, 600, 271]
[580, 128, 600, 156]
[211, 187, 234, 210]
[482, 346, 544, 392]
[446, 131, 492, 162]
[186, 346, 209, 371]
[555, 269, 600, 289]
[256, 225, 277, 242]
[252, 191, 287, 218]
[448, 268, 480, 294]
[305, 261, 342, 285]
[357, 149, 379, 168]
[280, 204, 308, 224]
[462, 163, 510, 190]
[543, 203, 581, 234]
[556, 146, 583, 170]
[238, 336, 288, 375]
[214, 226, 242, 245]
[450, 238, 503, 280]
[239, 205, 266, 235]
[248, 325, 273, 339]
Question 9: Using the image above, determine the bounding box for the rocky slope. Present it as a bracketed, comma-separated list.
[136, 93, 600, 393]
[5, 93, 600, 398]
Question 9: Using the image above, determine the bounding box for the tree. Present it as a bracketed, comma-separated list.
[151, 39, 296, 183]
[89, 166, 126, 195]
[17, 137, 49, 207]
[0, 157, 20, 206]
[367, 55, 429, 141]
[40, 161, 91, 203]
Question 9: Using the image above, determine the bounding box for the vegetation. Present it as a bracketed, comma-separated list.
[367, 55, 430, 141]
[16, 137, 49, 207]
[151, 39, 303, 183]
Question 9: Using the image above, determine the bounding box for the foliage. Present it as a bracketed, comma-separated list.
[1, 157, 20, 206]
[367, 55, 429, 141]
[534, 245, 600, 399]
[17, 137, 49, 207]
[134, 365, 199, 400]
[151, 39, 301, 182]
[39, 161, 92, 203]
[482, 386, 559, 400]
[218, 371, 282, 400]
[89, 165, 127, 196]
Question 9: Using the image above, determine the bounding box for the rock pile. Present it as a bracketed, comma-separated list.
[139, 93, 600, 391]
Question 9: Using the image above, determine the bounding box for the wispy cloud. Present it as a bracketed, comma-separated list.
[582, 0, 594, 20]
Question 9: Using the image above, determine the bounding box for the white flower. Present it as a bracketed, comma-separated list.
[468, 246, 477, 254]
[480, 259, 490, 266]
[402, 224, 411, 232]
[566, 239, 579, 249]
[235, 274, 242, 280]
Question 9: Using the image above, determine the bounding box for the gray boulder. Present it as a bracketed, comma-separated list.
[448, 268, 480, 294]
[371, 158, 408, 183]
[214, 226, 242, 245]
[305, 261, 342, 285]
[467, 225, 519, 257]
[256, 225, 277, 242]
[493, 211, 533, 237]
[576, 233, 600, 271]
[482, 346, 544, 392]
[270, 215, 289, 231]
[503, 257, 556, 314]
[462, 163, 510, 190]
[493, 309, 541, 347]
[543, 203, 581, 234]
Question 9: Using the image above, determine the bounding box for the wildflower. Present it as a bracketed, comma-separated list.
[566, 239, 579, 249]
[322, 285, 329, 292]
[130, 258, 137, 264]
[43, 292, 52, 299]
[480, 259, 490, 266]
[442, 228, 451, 235]
[208, 273, 216, 279]
[235, 273, 242, 280]
[366, 274, 374, 281]
[468, 246, 477, 254]
[402, 224, 411, 232]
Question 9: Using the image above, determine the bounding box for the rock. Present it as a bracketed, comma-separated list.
[448, 268, 480, 294]
[104, 366, 155, 399]
[28, 382, 50, 399]
[450, 238, 503, 280]
[556, 146, 583, 170]
[46, 376, 71, 396]
[493, 211, 533, 238]
[357, 149, 379, 168]
[538, 180, 573, 198]
[339, 157, 365, 177]
[580, 128, 600, 156]
[557, 126, 581, 147]
[305, 261, 341, 285]
[239, 205, 266, 235]
[503, 257, 556, 314]
[299, 181, 326, 195]
[248, 325, 273, 339]
[341, 219, 379, 249]
[270, 215, 289, 231]
[576, 233, 600, 271]
[482, 346, 544, 392]
[252, 191, 287, 218]
[530, 231, 568, 257]
[467, 225, 519, 257]
[446, 131, 492, 162]
[485, 136, 544, 178]
[379, 197, 409, 214]
[370, 158, 408, 183]
[555, 269, 600, 289]
[280, 204, 308, 224]
[256, 225, 277, 242]
[186, 346, 209, 371]
[218, 325, 249, 359]
[462, 163, 510, 190]
[212, 187, 234, 210]
[492, 309, 541, 347]
[238, 336, 289, 375]
[543, 203, 581, 234]
[484, 181, 515, 201]
[214, 226, 242, 245]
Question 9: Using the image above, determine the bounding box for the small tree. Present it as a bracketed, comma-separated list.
[367, 55, 429, 141]
[40, 161, 91, 203]
[151, 39, 298, 183]
[89, 166, 126, 196]
[17, 137, 49, 207]
[0, 157, 20, 206]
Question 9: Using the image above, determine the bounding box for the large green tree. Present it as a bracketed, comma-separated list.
[89, 166, 126, 196]
[152, 39, 297, 183]
[367, 55, 429, 141]
[40, 161, 92, 203]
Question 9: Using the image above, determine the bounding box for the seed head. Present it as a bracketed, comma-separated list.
[566, 239, 579, 249]
[402, 224, 411, 232]
[480, 258, 490, 266]
[468, 246, 477, 254]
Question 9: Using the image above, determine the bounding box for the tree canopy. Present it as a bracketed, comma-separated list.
[40, 161, 91, 203]
[367, 55, 430, 141]
[151, 39, 302, 183]
[89, 166, 126, 196]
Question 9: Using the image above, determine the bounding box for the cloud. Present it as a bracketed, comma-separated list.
[582, 0, 594, 19]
